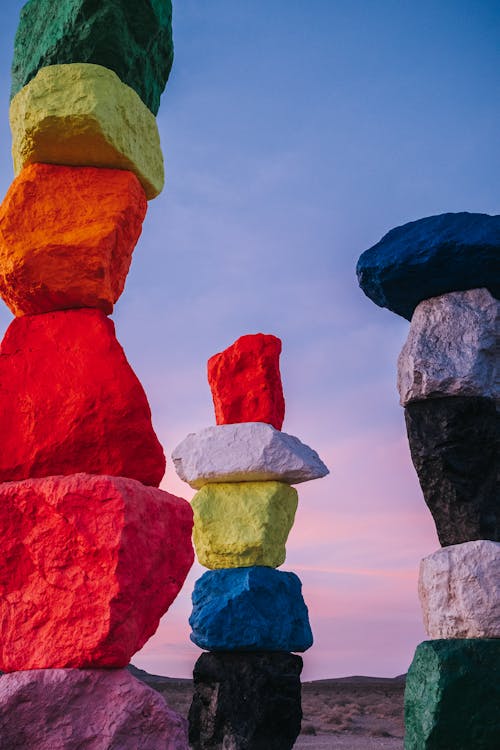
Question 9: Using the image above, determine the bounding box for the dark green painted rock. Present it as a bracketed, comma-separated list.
[11, 0, 173, 115]
[404, 640, 500, 750]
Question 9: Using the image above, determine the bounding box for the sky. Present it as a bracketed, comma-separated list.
[0, 1, 498, 681]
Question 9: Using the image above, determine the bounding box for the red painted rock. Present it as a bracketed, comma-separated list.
[0, 668, 189, 749]
[0, 473, 194, 671]
[0, 309, 166, 485]
[207, 333, 285, 430]
[0, 163, 147, 316]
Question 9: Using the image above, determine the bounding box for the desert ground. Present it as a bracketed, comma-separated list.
[134, 667, 405, 750]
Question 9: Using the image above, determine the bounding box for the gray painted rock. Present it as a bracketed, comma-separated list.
[0, 668, 188, 749]
[172, 422, 329, 488]
[398, 289, 499, 406]
[356, 212, 500, 320]
[419, 540, 500, 639]
[404, 639, 500, 749]
[405, 396, 499, 546]
[189, 651, 303, 750]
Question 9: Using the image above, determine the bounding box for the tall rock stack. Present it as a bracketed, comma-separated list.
[357, 212, 500, 749]
[0, 3, 194, 749]
[172, 333, 330, 749]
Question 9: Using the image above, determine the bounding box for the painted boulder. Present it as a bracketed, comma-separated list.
[208, 333, 285, 430]
[0, 473, 193, 671]
[11, 0, 173, 115]
[356, 212, 500, 319]
[10, 63, 164, 199]
[0, 163, 147, 316]
[189, 567, 313, 652]
[0, 309, 166, 486]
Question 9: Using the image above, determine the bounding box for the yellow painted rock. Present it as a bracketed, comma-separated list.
[10, 63, 164, 200]
[191, 481, 298, 569]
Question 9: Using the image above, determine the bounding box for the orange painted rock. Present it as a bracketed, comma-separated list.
[0, 473, 194, 671]
[207, 334, 285, 430]
[0, 309, 166, 485]
[0, 163, 147, 316]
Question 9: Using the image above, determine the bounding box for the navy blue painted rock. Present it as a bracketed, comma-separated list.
[189, 567, 313, 652]
[356, 212, 500, 320]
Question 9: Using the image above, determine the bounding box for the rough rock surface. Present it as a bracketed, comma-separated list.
[189, 567, 313, 652]
[405, 396, 499, 546]
[172, 422, 329, 488]
[11, 0, 173, 115]
[0, 163, 147, 316]
[398, 289, 499, 405]
[404, 639, 500, 749]
[10, 63, 163, 199]
[0, 668, 189, 749]
[418, 541, 500, 639]
[189, 652, 303, 750]
[0, 309, 166, 486]
[356, 212, 500, 320]
[0, 474, 194, 671]
[191, 481, 298, 569]
[208, 333, 285, 430]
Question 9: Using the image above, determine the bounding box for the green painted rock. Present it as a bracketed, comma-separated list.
[191, 481, 298, 569]
[404, 640, 500, 750]
[11, 0, 173, 115]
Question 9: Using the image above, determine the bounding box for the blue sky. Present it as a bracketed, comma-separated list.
[0, 1, 498, 679]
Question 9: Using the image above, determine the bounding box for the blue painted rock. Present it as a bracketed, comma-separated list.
[189, 567, 313, 652]
[356, 212, 500, 320]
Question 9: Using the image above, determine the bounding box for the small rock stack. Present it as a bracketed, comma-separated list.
[357, 212, 500, 749]
[0, 3, 194, 749]
[172, 333, 329, 750]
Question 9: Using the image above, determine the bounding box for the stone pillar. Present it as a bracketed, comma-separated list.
[0, 2, 193, 747]
[172, 333, 329, 749]
[357, 213, 500, 749]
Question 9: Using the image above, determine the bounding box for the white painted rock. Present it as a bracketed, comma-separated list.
[0, 668, 189, 749]
[172, 422, 329, 489]
[419, 540, 500, 639]
[397, 288, 499, 406]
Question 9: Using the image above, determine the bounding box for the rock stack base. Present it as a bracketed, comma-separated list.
[189, 652, 303, 750]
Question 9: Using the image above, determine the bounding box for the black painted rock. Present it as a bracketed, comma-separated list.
[356, 212, 500, 319]
[405, 396, 499, 546]
[11, 0, 173, 115]
[404, 639, 500, 750]
[188, 651, 303, 750]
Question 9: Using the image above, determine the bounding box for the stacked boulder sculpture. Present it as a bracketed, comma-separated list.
[0, 2, 194, 748]
[173, 333, 329, 749]
[357, 212, 500, 749]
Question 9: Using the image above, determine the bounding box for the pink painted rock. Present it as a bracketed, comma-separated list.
[207, 333, 285, 430]
[0, 308, 166, 486]
[0, 668, 189, 749]
[0, 474, 194, 671]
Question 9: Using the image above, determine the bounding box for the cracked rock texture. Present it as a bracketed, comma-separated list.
[0, 474, 193, 671]
[11, 0, 173, 115]
[419, 540, 500, 639]
[0, 668, 188, 749]
[404, 639, 500, 750]
[10, 63, 164, 199]
[398, 289, 499, 405]
[191, 481, 298, 569]
[208, 333, 285, 430]
[173, 422, 329, 488]
[405, 396, 499, 546]
[0, 163, 147, 316]
[356, 212, 500, 319]
[0, 309, 166, 486]
[189, 652, 303, 750]
[189, 567, 313, 652]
